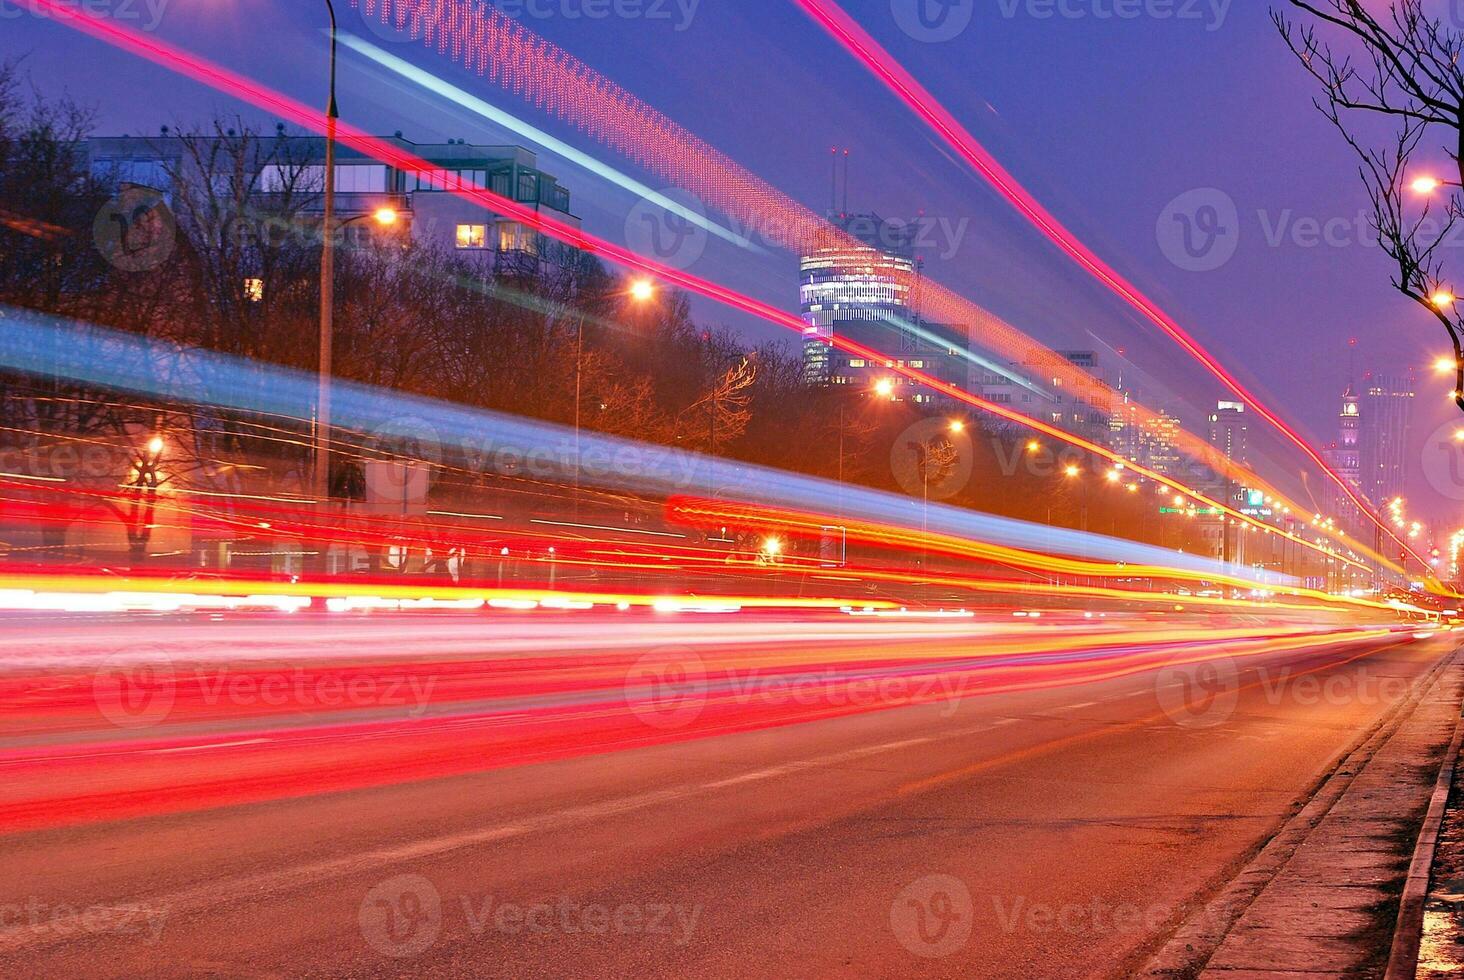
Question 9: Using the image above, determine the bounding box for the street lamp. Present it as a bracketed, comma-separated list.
[572, 277, 658, 510]
[628, 278, 656, 303]
[1431, 290, 1456, 310]
[948, 419, 965, 434]
[316, 0, 341, 511]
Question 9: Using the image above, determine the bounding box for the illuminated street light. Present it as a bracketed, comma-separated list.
[1411, 175, 1445, 194]
[873, 378, 896, 400]
[1063, 464, 1080, 478]
[948, 419, 966, 434]
[1025, 440, 1041, 453]
[1431, 290, 1456, 309]
[1104, 469, 1121, 483]
[761, 536, 783, 557]
[372, 206, 398, 226]
[146, 435, 164, 455]
[1436, 357, 1458, 373]
[628, 278, 656, 302]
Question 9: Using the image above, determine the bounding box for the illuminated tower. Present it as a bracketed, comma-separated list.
[1323, 384, 1363, 525]
[799, 212, 916, 388]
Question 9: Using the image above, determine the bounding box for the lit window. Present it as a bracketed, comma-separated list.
[497, 222, 539, 255]
[847, 359, 866, 368]
[456, 224, 486, 249]
[243, 278, 264, 302]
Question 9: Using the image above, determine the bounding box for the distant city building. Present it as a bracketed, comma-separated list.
[1322, 384, 1363, 525]
[1136, 409, 1184, 476]
[977, 349, 1113, 447]
[1207, 401, 1249, 467]
[83, 132, 579, 274]
[1360, 371, 1414, 507]
[799, 212, 969, 404]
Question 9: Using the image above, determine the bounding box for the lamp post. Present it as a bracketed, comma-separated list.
[316, 0, 339, 503]
[572, 279, 655, 511]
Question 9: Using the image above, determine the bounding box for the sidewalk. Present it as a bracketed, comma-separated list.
[1143, 645, 1464, 979]
[1415, 714, 1464, 979]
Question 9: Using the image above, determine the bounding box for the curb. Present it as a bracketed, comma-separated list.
[1140, 643, 1461, 978]
[1384, 678, 1464, 980]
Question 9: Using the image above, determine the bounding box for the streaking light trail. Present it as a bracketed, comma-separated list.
[788, 0, 1430, 574]
[22, 0, 1397, 580]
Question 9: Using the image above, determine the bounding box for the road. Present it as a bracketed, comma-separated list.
[0, 612, 1454, 978]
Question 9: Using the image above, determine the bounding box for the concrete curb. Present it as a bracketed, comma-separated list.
[1140, 644, 1461, 978]
[1384, 684, 1464, 980]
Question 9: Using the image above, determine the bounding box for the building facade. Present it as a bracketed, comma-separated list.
[977, 349, 1113, 448]
[799, 212, 969, 403]
[1207, 401, 1249, 467]
[1360, 371, 1414, 507]
[84, 132, 579, 272]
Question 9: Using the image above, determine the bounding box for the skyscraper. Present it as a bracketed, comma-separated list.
[1323, 384, 1363, 525]
[1360, 371, 1414, 506]
[799, 212, 968, 403]
[1208, 401, 1249, 466]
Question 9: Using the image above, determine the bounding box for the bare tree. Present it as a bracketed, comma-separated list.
[1275, 1, 1464, 412]
[678, 356, 755, 454]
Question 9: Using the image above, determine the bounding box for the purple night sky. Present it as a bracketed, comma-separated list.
[5, 0, 1459, 520]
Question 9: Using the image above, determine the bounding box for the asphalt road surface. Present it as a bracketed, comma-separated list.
[0, 613, 1453, 978]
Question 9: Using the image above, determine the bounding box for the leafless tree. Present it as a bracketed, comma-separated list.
[1275, 0, 1464, 412]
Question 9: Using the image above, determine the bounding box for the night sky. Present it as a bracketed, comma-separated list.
[6, 0, 1461, 520]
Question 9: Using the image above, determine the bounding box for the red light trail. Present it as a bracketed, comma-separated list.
[25, 0, 1399, 581]
[788, 0, 1428, 573]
